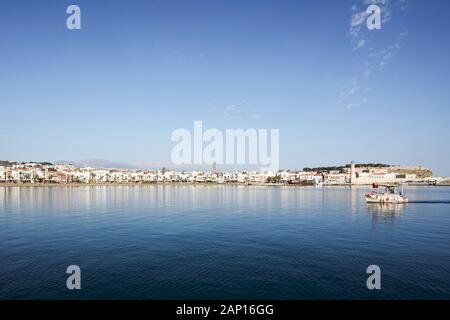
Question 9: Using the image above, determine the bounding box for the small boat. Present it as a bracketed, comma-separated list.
[288, 179, 316, 186]
[365, 183, 408, 204]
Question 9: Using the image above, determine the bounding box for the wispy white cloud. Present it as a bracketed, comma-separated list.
[346, 97, 368, 110]
[399, 0, 408, 10]
[342, 0, 408, 111]
[339, 78, 359, 103]
[223, 104, 243, 121]
[223, 103, 262, 121]
[250, 114, 262, 120]
[356, 39, 367, 49]
[349, 8, 368, 39]
[349, 0, 401, 49]
[224, 104, 239, 113]
[363, 32, 407, 77]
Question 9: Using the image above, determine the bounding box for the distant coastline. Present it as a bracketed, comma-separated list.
[1, 160, 449, 186]
[0, 182, 308, 187]
[1, 182, 450, 187]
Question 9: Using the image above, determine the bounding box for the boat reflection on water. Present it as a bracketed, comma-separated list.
[366, 203, 406, 224]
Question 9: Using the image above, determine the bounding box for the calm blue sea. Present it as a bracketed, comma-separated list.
[0, 185, 449, 299]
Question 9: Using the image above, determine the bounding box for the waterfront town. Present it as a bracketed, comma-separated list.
[0, 161, 448, 186]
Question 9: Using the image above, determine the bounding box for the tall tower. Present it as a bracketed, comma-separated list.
[350, 161, 356, 184]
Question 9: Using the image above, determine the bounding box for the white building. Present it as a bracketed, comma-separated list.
[0, 166, 7, 182]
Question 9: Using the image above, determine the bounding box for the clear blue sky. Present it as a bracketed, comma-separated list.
[1, 0, 449, 175]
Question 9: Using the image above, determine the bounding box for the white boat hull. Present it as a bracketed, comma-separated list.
[365, 193, 408, 204]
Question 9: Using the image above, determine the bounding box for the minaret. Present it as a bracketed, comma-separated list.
[350, 161, 356, 184]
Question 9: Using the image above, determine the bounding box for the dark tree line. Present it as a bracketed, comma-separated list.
[303, 163, 391, 173]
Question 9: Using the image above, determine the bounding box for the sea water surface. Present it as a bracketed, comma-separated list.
[0, 185, 449, 299]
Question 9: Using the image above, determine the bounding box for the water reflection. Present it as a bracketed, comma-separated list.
[1, 185, 450, 299]
[0, 185, 329, 216]
[366, 203, 405, 224]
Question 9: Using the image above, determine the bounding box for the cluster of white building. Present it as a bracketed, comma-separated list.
[0, 162, 323, 185]
[323, 162, 439, 185]
[0, 161, 442, 186]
